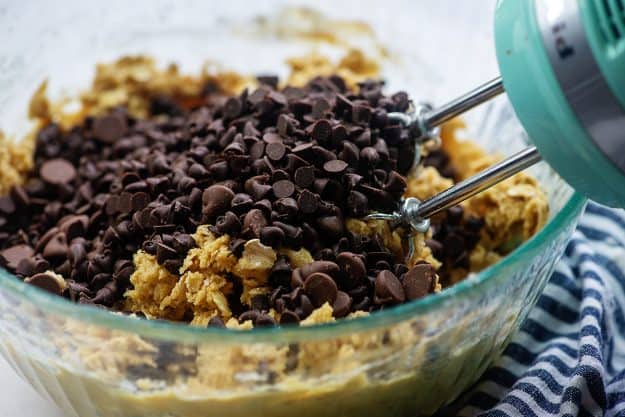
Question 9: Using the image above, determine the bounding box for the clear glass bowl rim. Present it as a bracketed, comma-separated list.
[0, 188, 586, 344]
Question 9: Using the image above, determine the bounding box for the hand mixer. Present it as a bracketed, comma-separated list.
[368, 0, 625, 239]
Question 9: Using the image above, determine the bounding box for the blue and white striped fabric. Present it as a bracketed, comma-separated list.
[452, 202, 625, 417]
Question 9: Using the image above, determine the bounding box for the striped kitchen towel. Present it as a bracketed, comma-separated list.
[450, 202, 625, 417]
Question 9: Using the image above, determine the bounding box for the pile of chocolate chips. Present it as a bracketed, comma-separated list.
[0, 74, 483, 326]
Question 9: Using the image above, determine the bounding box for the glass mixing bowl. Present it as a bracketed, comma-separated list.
[0, 1, 586, 416]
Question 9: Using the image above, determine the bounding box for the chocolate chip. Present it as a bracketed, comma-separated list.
[374, 270, 405, 305]
[25, 272, 65, 295]
[336, 252, 366, 283]
[274, 198, 299, 220]
[223, 97, 242, 119]
[208, 316, 225, 328]
[303, 272, 338, 307]
[447, 205, 464, 225]
[202, 185, 235, 218]
[243, 209, 267, 238]
[323, 159, 348, 175]
[265, 142, 286, 161]
[40, 159, 76, 185]
[332, 291, 352, 318]
[316, 215, 344, 240]
[42, 233, 68, 261]
[155, 242, 178, 264]
[260, 226, 285, 248]
[229, 238, 246, 257]
[425, 239, 443, 260]
[272, 180, 295, 199]
[255, 314, 277, 327]
[294, 166, 315, 188]
[403, 263, 436, 301]
[280, 310, 300, 324]
[216, 211, 241, 235]
[384, 171, 407, 194]
[297, 190, 318, 214]
[352, 104, 372, 124]
[245, 175, 272, 201]
[346, 191, 368, 217]
[311, 119, 332, 143]
[300, 261, 340, 280]
[249, 141, 266, 160]
[0, 196, 15, 215]
[0, 245, 34, 271]
[93, 114, 127, 143]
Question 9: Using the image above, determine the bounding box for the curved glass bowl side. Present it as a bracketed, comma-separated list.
[0, 1, 587, 415]
[0, 98, 586, 417]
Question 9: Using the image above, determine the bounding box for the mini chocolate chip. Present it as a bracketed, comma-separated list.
[294, 166, 315, 188]
[239, 310, 260, 323]
[374, 270, 405, 305]
[263, 132, 282, 144]
[202, 185, 235, 218]
[274, 198, 299, 220]
[223, 97, 242, 119]
[272, 180, 295, 199]
[346, 191, 368, 217]
[255, 314, 277, 327]
[249, 141, 266, 159]
[40, 159, 76, 185]
[25, 272, 65, 295]
[216, 211, 241, 235]
[43, 233, 68, 261]
[316, 215, 344, 240]
[297, 190, 318, 214]
[300, 260, 340, 280]
[336, 252, 367, 283]
[0, 245, 35, 271]
[208, 316, 225, 328]
[304, 272, 338, 307]
[403, 263, 436, 301]
[155, 242, 178, 264]
[260, 226, 285, 248]
[444, 233, 466, 259]
[0, 196, 15, 215]
[93, 114, 127, 143]
[229, 238, 246, 257]
[332, 291, 352, 318]
[280, 310, 300, 324]
[360, 147, 379, 167]
[323, 159, 348, 175]
[230, 193, 254, 214]
[253, 199, 273, 216]
[425, 239, 443, 260]
[243, 209, 267, 238]
[245, 175, 272, 201]
[266, 142, 286, 161]
[352, 104, 372, 124]
[384, 171, 407, 194]
[447, 205, 464, 225]
[311, 119, 332, 143]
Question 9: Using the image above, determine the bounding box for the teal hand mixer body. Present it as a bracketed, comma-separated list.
[377, 0, 625, 232]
